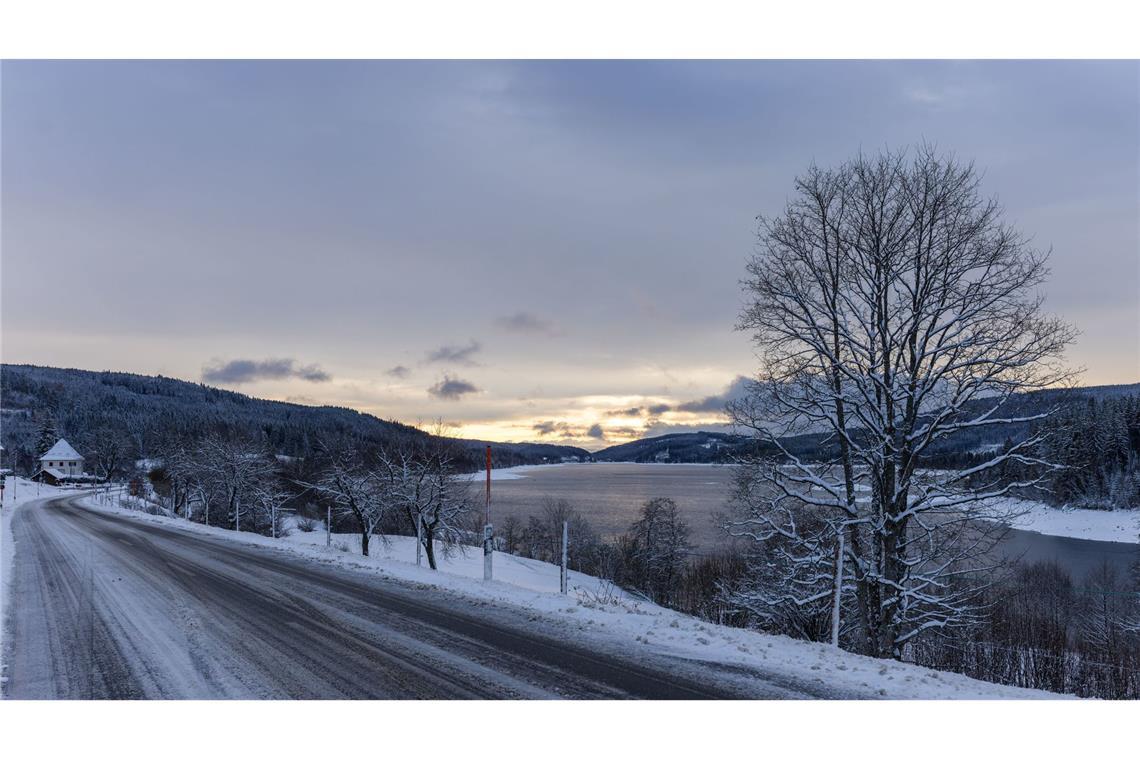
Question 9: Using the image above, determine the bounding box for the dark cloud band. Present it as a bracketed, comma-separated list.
[202, 358, 331, 384]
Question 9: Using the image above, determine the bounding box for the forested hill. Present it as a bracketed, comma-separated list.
[592, 382, 1140, 464]
[0, 364, 588, 474]
[592, 432, 750, 463]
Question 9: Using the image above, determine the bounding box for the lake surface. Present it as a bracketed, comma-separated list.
[490, 463, 738, 546]
[489, 463, 1139, 580]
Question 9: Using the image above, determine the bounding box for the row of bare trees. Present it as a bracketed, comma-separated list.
[301, 436, 474, 568]
[146, 430, 476, 569]
[159, 435, 290, 535]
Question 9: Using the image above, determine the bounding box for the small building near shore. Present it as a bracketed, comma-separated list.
[35, 438, 96, 484]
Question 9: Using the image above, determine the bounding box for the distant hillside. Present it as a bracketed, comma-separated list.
[0, 364, 589, 474]
[593, 383, 1140, 464]
[593, 432, 751, 463]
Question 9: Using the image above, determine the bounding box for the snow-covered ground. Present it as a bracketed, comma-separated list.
[65, 492, 1060, 698]
[985, 497, 1140, 544]
[1, 478, 73, 616]
[1, 477, 76, 689]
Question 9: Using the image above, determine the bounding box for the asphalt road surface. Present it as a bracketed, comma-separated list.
[2, 494, 835, 700]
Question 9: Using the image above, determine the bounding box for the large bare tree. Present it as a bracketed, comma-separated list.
[729, 146, 1076, 659]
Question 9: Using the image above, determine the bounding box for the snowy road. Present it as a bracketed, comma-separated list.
[3, 494, 775, 699]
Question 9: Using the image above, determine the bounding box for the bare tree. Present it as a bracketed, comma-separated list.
[410, 435, 473, 570]
[304, 442, 390, 556]
[625, 497, 691, 604]
[78, 427, 126, 482]
[161, 444, 194, 518]
[730, 146, 1076, 659]
[194, 435, 278, 533]
[366, 422, 476, 570]
[518, 498, 601, 571]
[165, 444, 218, 526]
[375, 441, 434, 564]
[250, 478, 293, 538]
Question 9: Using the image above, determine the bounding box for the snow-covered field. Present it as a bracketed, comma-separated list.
[61, 492, 1060, 698]
[1003, 499, 1140, 544]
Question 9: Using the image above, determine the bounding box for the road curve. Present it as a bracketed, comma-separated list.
[3, 494, 795, 700]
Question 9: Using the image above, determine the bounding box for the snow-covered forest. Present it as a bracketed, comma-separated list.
[0, 363, 590, 476]
[992, 393, 1140, 509]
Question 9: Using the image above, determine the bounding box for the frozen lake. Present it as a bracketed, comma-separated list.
[488, 463, 738, 548]
[487, 463, 1139, 580]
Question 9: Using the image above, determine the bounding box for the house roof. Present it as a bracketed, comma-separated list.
[40, 438, 83, 461]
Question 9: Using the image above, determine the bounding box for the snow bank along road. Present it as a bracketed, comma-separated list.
[4, 493, 819, 699]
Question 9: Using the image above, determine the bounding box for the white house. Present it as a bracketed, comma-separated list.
[37, 438, 87, 483]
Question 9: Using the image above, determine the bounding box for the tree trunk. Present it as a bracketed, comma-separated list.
[424, 524, 437, 570]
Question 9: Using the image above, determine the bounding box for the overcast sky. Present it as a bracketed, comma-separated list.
[2, 60, 1137, 448]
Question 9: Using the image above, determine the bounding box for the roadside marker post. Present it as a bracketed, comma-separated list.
[560, 520, 568, 594]
[483, 445, 493, 582]
[483, 524, 493, 580]
[831, 528, 845, 648]
[416, 513, 423, 567]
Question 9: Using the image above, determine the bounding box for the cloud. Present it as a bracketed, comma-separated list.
[532, 420, 608, 442]
[533, 420, 574, 437]
[675, 375, 752, 414]
[425, 340, 482, 366]
[495, 311, 559, 335]
[385, 365, 411, 379]
[606, 406, 643, 417]
[646, 403, 672, 415]
[427, 374, 480, 400]
[202, 358, 331, 385]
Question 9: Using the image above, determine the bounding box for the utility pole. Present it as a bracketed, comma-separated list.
[483, 445, 493, 581]
[560, 520, 568, 594]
